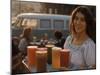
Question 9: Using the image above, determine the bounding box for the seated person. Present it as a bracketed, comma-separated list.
[40, 33, 48, 46]
[12, 36, 20, 56]
[54, 30, 65, 48]
[12, 36, 22, 73]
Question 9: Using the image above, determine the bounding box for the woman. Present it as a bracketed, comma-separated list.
[18, 27, 32, 56]
[64, 6, 96, 69]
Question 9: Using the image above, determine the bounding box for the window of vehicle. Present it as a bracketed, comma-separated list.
[40, 19, 51, 29]
[21, 18, 38, 28]
[53, 20, 64, 30]
[15, 18, 23, 27]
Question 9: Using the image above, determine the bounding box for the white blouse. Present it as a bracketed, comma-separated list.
[64, 35, 96, 69]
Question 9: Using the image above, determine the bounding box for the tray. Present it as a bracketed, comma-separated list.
[22, 57, 73, 73]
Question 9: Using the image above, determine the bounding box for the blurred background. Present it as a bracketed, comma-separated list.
[11, 0, 96, 41]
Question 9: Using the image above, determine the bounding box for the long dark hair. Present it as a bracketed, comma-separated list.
[70, 6, 96, 43]
[21, 27, 32, 42]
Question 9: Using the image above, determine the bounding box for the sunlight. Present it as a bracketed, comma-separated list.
[22, 19, 38, 28]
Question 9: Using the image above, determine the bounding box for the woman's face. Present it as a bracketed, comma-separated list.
[73, 12, 87, 33]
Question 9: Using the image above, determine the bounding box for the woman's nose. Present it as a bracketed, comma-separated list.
[76, 19, 81, 25]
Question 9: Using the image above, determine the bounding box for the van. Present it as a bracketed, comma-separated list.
[12, 13, 70, 38]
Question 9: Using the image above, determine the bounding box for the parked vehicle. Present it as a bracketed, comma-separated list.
[12, 13, 70, 39]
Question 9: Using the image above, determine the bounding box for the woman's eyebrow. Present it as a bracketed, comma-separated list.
[75, 14, 85, 20]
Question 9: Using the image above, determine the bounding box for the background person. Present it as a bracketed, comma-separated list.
[18, 27, 32, 56]
[54, 30, 65, 48]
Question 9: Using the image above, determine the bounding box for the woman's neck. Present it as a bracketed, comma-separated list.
[72, 32, 89, 45]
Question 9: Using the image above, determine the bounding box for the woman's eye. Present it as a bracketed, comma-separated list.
[81, 18, 85, 22]
[74, 16, 78, 20]
[74, 16, 85, 22]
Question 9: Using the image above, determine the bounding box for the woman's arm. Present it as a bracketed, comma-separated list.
[82, 39, 96, 69]
[18, 38, 27, 51]
[18, 38, 28, 56]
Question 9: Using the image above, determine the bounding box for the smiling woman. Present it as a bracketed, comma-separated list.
[64, 6, 96, 69]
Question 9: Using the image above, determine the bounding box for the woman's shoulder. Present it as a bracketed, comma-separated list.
[20, 38, 27, 43]
[82, 38, 95, 49]
[65, 35, 73, 41]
